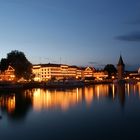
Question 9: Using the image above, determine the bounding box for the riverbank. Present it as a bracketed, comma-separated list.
[1, 78, 139, 91]
[0, 80, 113, 90]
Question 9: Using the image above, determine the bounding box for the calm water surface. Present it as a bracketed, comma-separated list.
[0, 84, 140, 140]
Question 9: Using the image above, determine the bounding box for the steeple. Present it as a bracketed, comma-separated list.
[117, 55, 125, 66]
[117, 55, 125, 80]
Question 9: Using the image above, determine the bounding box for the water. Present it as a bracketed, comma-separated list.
[0, 84, 140, 140]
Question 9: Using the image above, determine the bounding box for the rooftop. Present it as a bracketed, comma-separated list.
[117, 55, 125, 66]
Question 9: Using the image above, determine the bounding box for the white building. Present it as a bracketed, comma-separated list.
[32, 63, 82, 81]
[32, 63, 108, 82]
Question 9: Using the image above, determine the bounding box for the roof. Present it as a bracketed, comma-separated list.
[69, 65, 78, 68]
[33, 63, 61, 68]
[85, 66, 96, 71]
[42, 63, 61, 67]
[117, 55, 125, 66]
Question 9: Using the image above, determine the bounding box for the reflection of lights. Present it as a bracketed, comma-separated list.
[8, 96, 15, 113]
[127, 84, 130, 97]
[137, 82, 140, 85]
[76, 88, 79, 102]
[134, 85, 136, 95]
[33, 89, 83, 111]
[28, 85, 113, 111]
[97, 86, 100, 99]
[112, 84, 115, 99]
[84, 87, 93, 105]
[0, 95, 15, 113]
[34, 89, 41, 97]
[137, 84, 140, 98]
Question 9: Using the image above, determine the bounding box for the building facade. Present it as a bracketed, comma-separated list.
[93, 71, 108, 80]
[32, 63, 108, 82]
[32, 64, 83, 81]
[0, 66, 15, 81]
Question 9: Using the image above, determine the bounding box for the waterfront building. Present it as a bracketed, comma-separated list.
[117, 55, 125, 80]
[84, 67, 95, 78]
[32, 63, 110, 82]
[0, 66, 15, 81]
[125, 70, 140, 80]
[32, 63, 83, 81]
[32, 63, 99, 82]
[93, 71, 108, 80]
[76, 67, 83, 79]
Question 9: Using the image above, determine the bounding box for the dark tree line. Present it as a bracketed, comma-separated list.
[0, 50, 33, 80]
[104, 64, 117, 78]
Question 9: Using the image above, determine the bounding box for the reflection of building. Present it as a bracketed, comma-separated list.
[32, 85, 111, 111]
[117, 55, 125, 80]
[0, 66, 15, 81]
[32, 88, 83, 111]
[0, 95, 15, 113]
[2, 84, 139, 114]
[117, 84, 125, 107]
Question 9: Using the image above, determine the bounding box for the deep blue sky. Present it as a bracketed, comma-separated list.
[0, 0, 140, 70]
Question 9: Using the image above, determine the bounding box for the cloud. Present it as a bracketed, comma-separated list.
[116, 31, 140, 42]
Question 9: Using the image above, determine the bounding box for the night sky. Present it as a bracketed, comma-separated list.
[0, 0, 140, 70]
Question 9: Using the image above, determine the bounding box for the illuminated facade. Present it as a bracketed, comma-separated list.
[0, 66, 15, 81]
[0, 95, 15, 113]
[32, 64, 83, 81]
[93, 71, 108, 80]
[32, 63, 109, 82]
[84, 67, 95, 78]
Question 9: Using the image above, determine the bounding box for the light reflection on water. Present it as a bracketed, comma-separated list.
[0, 84, 116, 113]
[1, 84, 140, 114]
[1, 84, 140, 140]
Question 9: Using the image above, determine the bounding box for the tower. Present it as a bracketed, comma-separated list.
[117, 55, 125, 80]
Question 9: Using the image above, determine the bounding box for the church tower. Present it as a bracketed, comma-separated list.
[117, 55, 125, 80]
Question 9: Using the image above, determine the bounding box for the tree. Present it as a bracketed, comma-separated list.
[7, 50, 33, 80]
[104, 64, 117, 78]
[0, 50, 33, 80]
[0, 58, 9, 72]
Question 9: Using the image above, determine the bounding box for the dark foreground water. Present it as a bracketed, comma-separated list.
[0, 83, 140, 140]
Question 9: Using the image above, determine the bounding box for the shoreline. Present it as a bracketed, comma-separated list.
[0, 79, 138, 91]
[0, 80, 113, 90]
